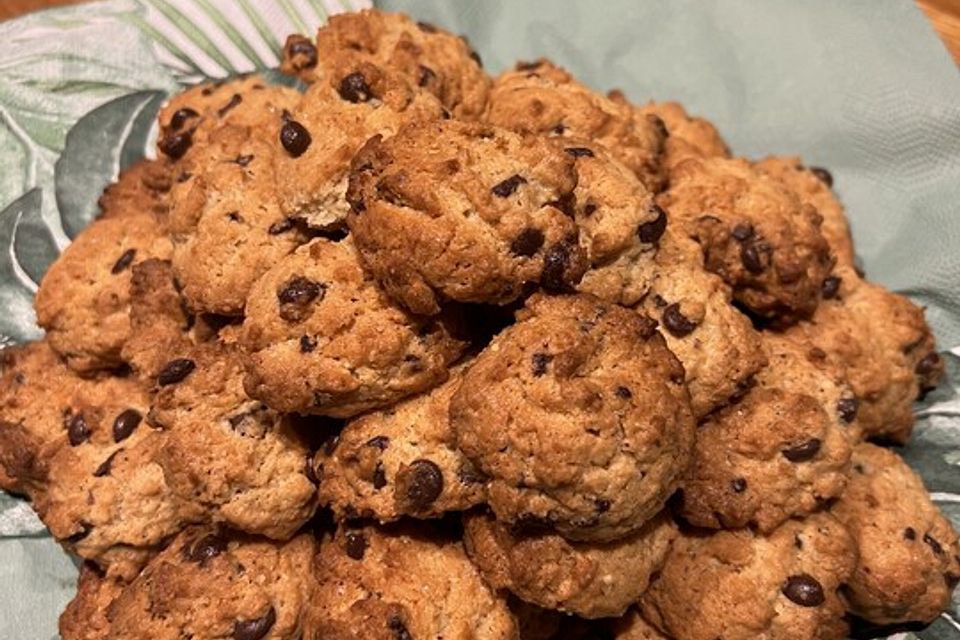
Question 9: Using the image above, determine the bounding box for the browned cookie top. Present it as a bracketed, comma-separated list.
[634, 100, 730, 173]
[640, 512, 857, 640]
[242, 238, 466, 417]
[451, 294, 695, 542]
[346, 119, 587, 315]
[281, 9, 490, 119]
[485, 60, 667, 191]
[832, 443, 960, 625]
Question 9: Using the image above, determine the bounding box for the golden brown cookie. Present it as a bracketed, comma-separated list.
[241, 238, 466, 417]
[316, 366, 485, 522]
[346, 119, 587, 315]
[281, 9, 489, 119]
[95, 159, 172, 222]
[59, 563, 126, 640]
[678, 387, 851, 532]
[463, 509, 677, 618]
[304, 521, 518, 639]
[485, 60, 667, 191]
[451, 294, 695, 542]
[640, 513, 857, 640]
[832, 443, 960, 625]
[635, 100, 730, 172]
[658, 156, 833, 324]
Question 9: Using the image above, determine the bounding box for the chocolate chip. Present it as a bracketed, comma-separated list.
[157, 358, 196, 386]
[552, 123, 566, 135]
[741, 241, 769, 274]
[516, 60, 542, 71]
[112, 409, 142, 443]
[416, 21, 438, 33]
[531, 352, 553, 377]
[782, 438, 822, 462]
[583, 203, 597, 216]
[915, 352, 941, 375]
[233, 607, 276, 640]
[372, 463, 387, 489]
[227, 211, 243, 222]
[177, 171, 192, 183]
[235, 154, 254, 167]
[279, 120, 311, 157]
[304, 455, 319, 485]
[547, 191, 576, 217]
[924, 533, 944, 555]
[169, 107, 198, 131]
[111, 248, 137, 274]
[637, 205, 668, 244]
[904, 527, 917, 540]
[810, 166, 833, 188]
[564, 147, 594, 158]
[781, 574, 825, 607]
[491, 174, 526, 197]
[647, 114, 669, 138]
[67, 413, 91, 446]
[186, 534, 227, 565]
[217, 93, 242, 117]
[344, 530, 367, 560]
[595, 498, 611, 513]
[93, 450, 121, 477]
[731, 222, 754, 241]
[662, 303, 697, 337]
[268, 218, 295, 235]
[366, 435, 390, 450]
[418, 65, 436, 87]
[399, 459, 444, 510]
[615, 386, 632, 399]
[287, 38, 317, 69]
[636, 314, 659, 340]
[541, 243, 574, 292]
[821, 276, 841, 299]
[158, 130, 193, 160]
[294, 335, 316, 355]
[731, 478, 747, 493]
[469, 49, 483, 67]
[277, 276, 323, 306]
[837, 397, 859, 423]
[510, 228, 545, 257]
[338, 72, 374, 103]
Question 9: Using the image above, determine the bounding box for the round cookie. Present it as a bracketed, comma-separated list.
[463, 509, 677, 618]
[634, 100, 730, 172]
[316, 366, 485, 522]
[149, 342, 319, 540]
[678, 387, 851, 533]
[35, 210, 172, 373]
[281, 9, 489, 119]
[831, 443, 960, 625]
[451, 293, 695, 542]
[103, 527, 316, 640]
[640, 513, 857, 640]
[639, 227, 766, 418]
[241, 237, 466, 417]
[658, 156, 833, 324]
[485, 60, 667, 191]
[303, 521, 518, 639]
[346, 119, 588, 315]
[755, 156, 855, 269]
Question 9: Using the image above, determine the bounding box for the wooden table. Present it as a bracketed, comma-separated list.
[2, 0, 959, 64]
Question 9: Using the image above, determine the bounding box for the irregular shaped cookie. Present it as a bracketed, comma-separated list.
[640, 513, 857, 640]
[485, 60, 667, 191]
[59, 563, 126, 640]
[346, 120, 587, 315]
[451, 294, 695, 542]
[96, 158, 172, 222]
[303, 521, 518, 639]
[679, 387, 851, 532]
[149, 342, 319, 539]
[755, 156, 855, 269]
[832, 443, 960, 625]
[463, 509, 677, 618]
[242, 238, 466, 417]
[281, 9, 489, 118]
[316, 367, 484, 522]
[659, 156, 833, 324]
[639, 227, 766, 418]
[0, 342, 195, 578]
[634, 100, 730, 172]
[275, 62, 444, 230]
[103, 527, 316, 640]
[35, 211, 172, 373]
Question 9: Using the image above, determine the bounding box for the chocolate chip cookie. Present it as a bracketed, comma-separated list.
[281, 9, 490, 119]
[679, 387, 851, 532]
[658, 156, 833, 324]
[640, 512, 857, 640]
[832, 443, 960, 625]
[346, 119, 587, 315]
[304, 521, 518, 639]
[242, 237, 466, 417]
[59, 563, 126, 640]
[451, 294, 695, 542]
[463, 509, 677, 618]
[634, 100, 730, 172]
[485, 60, 667, 191]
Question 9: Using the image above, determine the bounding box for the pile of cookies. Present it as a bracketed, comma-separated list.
[0, 9, 956, 640]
